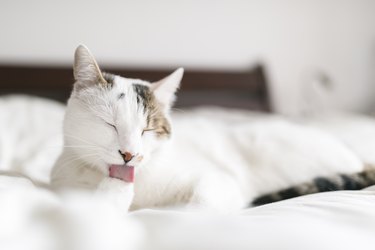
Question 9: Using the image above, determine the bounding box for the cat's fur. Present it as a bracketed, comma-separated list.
[252, 165, 375, 206]
[51, 45, 375, 212]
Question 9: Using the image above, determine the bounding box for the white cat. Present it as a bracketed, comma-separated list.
[51, 45, 375, 212]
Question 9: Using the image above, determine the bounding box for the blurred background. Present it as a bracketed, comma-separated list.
[0, 0, 374, 115]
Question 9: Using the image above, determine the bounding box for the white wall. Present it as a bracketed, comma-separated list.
[1, 0, 374, 115]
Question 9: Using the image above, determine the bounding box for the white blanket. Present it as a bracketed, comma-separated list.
[1, 95, 375, 250]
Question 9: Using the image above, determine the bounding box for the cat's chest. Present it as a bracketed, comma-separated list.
[130, 164, 194, 210]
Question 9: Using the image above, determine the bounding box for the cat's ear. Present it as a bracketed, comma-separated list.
[151, 68, 184, 110]
[73, 45, 107, 89]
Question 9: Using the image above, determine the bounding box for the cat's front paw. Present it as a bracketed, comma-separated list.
[96, 177, 134, 212]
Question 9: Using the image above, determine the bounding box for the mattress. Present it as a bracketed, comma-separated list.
[1, 95, 375, 250]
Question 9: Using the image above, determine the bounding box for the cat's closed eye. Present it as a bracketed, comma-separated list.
[142, 128, 155, 136]
[106, 122, 118, 132]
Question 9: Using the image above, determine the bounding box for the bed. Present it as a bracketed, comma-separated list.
[1, 65, 375, 250]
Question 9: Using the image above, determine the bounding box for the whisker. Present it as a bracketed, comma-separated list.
[63, 134, 97, 145]
[58, 153, 100, 169]
[171, 108, 186, 114]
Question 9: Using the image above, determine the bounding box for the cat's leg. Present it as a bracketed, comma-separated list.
[188, 172, 246, 213]
[52, 163, 134, 212]
[96, 177, 134, 212]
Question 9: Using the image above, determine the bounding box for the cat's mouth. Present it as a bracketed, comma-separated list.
[109, 164, 135, 183]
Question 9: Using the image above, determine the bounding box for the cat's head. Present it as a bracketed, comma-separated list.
[64, 45, 183, 177]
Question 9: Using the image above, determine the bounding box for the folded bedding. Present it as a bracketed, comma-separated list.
[1, 95, 375, 250]
[2, 175, 375, 250]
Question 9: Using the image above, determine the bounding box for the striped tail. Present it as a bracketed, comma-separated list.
[252, 167, 375, 206]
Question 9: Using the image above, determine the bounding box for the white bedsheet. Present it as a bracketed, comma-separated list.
[1, 95, 375, 250]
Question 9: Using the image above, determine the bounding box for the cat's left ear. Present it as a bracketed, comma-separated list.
[73, 45, 107, 90]
[151, 68, 184, 110]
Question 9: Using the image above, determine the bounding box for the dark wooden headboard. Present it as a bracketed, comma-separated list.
[0, 64, 271, 111]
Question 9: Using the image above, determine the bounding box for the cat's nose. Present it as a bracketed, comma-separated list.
[118, 150, 134, 163]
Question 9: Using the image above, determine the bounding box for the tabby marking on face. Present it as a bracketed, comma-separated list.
[132, 84, 171, 139]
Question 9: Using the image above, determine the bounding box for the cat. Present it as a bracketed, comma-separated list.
[51, 45, 375, 212]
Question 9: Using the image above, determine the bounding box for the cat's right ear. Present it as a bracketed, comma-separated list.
[151, 68, 184, 111]
[73, 45, 107, 89]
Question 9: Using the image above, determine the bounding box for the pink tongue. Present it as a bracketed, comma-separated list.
[109, 165, 135, 183]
